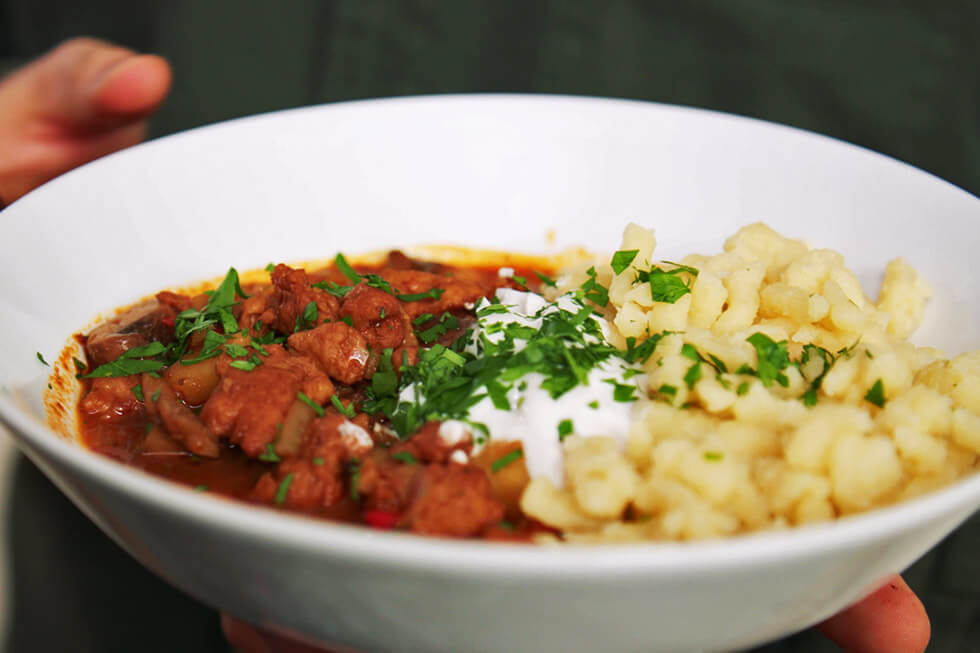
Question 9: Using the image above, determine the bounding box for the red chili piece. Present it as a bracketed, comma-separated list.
[363, 509, 401, 530]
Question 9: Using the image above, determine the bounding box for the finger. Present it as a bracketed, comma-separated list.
[220, 614, 356, 653]
[817, 574, 930, 653]
[7, 37, 171, 131]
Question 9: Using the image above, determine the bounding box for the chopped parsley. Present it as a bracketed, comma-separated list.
[312, 457, 324, 465]
[683, 361, 702, 390]
[865, 379, 886, 407]
[295, 301, 318, 332]
[334, 253, 361, 283]
[491, 448, 524, 472]
[580, 266, 609, 307]
[297, 391, 324, 417]
[396, 288, 446, 302]
[736, 381, 750, 396]
[557, 418, 574, 441]
[194, 485, 209, 492]
[348, 459, 361, 500]
[36, 352, 49, 366]
[83, 341, 169, 378]
[274, 473, 294, 505]
[658, 384, 677, 398]
[704, 451, 723, 462]
[131, 384, 144, 401]
[534, 271, 557, 287]
[258, 443, 281, 463]
[746, 333, 791, 388]
[610, 249, 639, 275]
[331, 395, 356, 418]
[151, 388, 161, 402]
[392, 451, 417, 465]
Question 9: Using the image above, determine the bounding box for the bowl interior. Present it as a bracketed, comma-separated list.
[0, 97, 979, 647]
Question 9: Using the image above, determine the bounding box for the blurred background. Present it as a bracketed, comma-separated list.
[1, 1, 977, 651]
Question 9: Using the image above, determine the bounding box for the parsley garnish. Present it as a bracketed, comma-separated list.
[36, 352, 49, 366]
[684, 361, 702, 390]
[534, 271, 557, 287]
[331, 395, 356, 418]
[297, 391, 324, 416]
[258, 443, 281, 462]
[648, 269, 691, 303]
[348, 459, 361, 500]
[194, 485, 208, 492]
[151, 388, 161, 402]
[131, 384, 144, 401]
[557, 418, 574, 441]
[746, 333, 791, 387]
[704, 451, 723, 461]
[658, 384, 677, 397]
[611, 249, 640, 275]
[83, 342, 169, 378]
[588, 400, 599, 409]
[312, 457, 324, 465]
[397, 288, 446, 302]
[392, 451, 417, 465]
[72, 356, 87, 378]
[580, 266, 610, 307]
[295, 301, 318, 332]
[736, 382, 750, 396]
[865, 379, 886, 407]
[334, 253, 361, 283]
[491, 448, 524, 472]
[274, 474, 294, 504]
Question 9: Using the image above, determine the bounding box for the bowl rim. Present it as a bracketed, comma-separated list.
[1, 93, 979, 578]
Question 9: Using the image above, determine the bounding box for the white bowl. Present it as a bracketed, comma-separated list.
[1, 95, 978, 653]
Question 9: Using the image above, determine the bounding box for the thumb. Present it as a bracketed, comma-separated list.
[7, 37, 172, 132]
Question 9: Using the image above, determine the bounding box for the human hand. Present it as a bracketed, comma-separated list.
[222, 573, 930, 653]
[0, 37, 171, 204]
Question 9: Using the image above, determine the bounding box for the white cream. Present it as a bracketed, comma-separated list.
[338, 421, 373, 454]
[435, 289, 645, 487]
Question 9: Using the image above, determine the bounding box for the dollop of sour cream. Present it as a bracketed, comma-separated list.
[407, 288, 646, 487]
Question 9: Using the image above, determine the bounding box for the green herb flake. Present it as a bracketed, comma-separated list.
[312, 457, 324, 466]
[265, 263, 275, 272]
[348, 459, 361, 501]
[864, 379, 886, 408]
[557, 418, 574, 441]
[611, 249, 640, 275]
[297, 391, 325, 417]
[392, 451, 417, 465]
[802, 388, 818, 407]
[746, 333, 790, 388]
[580, 266, 610, 307]
[258, 443, 281, 463]
[331, 395, 356, 418]
[36, 352, 49, 366]
[274, 473, 294, 505]
[684, 361, 702, 390]
[131, 384, 144, 401]
[680, 343, 700, 362]
[194, 485, 209, 492]
[588, 400, 599, 409]
[534, 271, 557, 287]
[736, 382, 750, 396]
[704, 451, 723, 462]
[658, 384, 677, 397]
[334, 253, 362, 283]
[151, 388, 162, 402]
[491, 448, 524, 473]
[397, 288, 446, 302]
[341, 315, 354, 327]
[497, 520, 515, 531]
